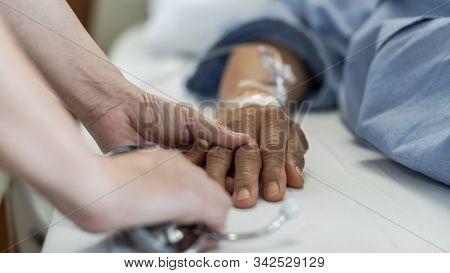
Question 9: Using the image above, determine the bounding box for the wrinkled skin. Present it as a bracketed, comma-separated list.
[186, 104, 309, 208]
[84, 90, 248, 153]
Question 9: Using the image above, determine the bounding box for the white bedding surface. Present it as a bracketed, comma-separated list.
[42, 26, 450, 253]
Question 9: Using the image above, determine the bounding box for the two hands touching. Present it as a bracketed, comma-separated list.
[80, 78, 308, 230]
[63, 59, 309, 232]
[195, 103, 308, 209]
[0, 0, 310, 236]
[65, 85, 253, 232]
[76, 85, 308, 233]
[77, 42, 311, 231]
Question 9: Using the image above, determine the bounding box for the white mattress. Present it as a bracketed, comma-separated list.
[42, 26, 450, 253]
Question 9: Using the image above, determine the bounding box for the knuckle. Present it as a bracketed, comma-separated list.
[207, 149, 231, 167]
[205, 167, 226, 183]
[261, 149, 284, 167]
[237, 168, 258, 178]
[235, 144, 261, 161]
[209, 146, 232, 158]
[287, 140, 304, 156]
[227, 112, 257, 133]
[206, 167, 223, 178]
[195, 139, 210, 152]
[288, 149, 304, 161]
[263, 157, 284, 170]
[261, 142, 284, 154]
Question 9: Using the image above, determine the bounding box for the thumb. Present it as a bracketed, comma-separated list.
[191, 113, 249, 149]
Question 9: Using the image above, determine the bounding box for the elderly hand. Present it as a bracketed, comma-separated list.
[195, 97, 308, 208]
[82, 83, 248, 153]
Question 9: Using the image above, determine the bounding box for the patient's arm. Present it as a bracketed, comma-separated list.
[203, 43, 312, 208]
[219, 43, 312, 103]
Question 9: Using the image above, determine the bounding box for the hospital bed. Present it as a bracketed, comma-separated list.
[42, 23, 450, 253]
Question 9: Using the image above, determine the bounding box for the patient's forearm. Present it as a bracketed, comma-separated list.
[0, 0, 131, 123]
[219, 43, 312, 105]
[0, 17, 102, 206]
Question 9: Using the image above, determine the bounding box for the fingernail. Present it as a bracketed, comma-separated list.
[296, 166, 303, 177]
[235, 187, 251, 201]
[267, 181, 280, 197]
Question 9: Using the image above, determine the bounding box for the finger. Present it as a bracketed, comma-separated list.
[233, 142, 262, 208]
[205, 146, 233, 188]
[225, 176, 234, 194]
[228, 107, 261, 208]
[176, 164, 232, 231]
[190, 111, 249, 149]
[259, 107, 289, 202]
[285, 123, 307, 188]
[196, 173, 232, 231]
[184, 139, 209, 165]
[294, 121, 309, 152]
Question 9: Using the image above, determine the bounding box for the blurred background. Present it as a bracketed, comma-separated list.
[68, 0, 148, 52]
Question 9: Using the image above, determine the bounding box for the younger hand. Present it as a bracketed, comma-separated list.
[64, 149, 232, 232]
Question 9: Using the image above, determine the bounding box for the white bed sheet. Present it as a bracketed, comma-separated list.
[42, 26, 450, 253]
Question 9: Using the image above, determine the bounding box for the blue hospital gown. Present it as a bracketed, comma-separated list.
[186, 0, 450, 185]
